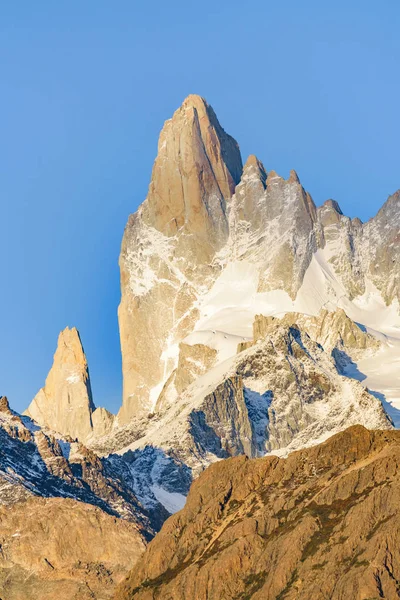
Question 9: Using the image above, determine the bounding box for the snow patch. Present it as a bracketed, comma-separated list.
[150, 485, 186, 514]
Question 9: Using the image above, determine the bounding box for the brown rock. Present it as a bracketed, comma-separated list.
[0, 496, 146, 600]
[252, 308, 380, 354]
[143, 94, 242, 240]
[0, 396, 11, 414]
[115, 426, 400, 600]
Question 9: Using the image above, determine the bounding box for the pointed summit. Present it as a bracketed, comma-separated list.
[25, 327, 96, 441]
[143, 94, 243, 242]
[118, 96, 243, 422]
[317, 199, 344, 227]
[243, 154, 267, 186]
[0, 396, 12, 414]
[234, 154, 267, 224]
[266, 169, 284, 185]
[287, 169, 300, 184]
[324, 199, 343, 215]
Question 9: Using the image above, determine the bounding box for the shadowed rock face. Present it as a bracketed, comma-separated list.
[115, 426, 400, 600]
[0, 397, 168, 535]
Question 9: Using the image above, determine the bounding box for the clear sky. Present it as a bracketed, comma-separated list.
[1, 1, 399, 414]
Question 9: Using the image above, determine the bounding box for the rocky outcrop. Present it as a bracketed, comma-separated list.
[187, 376, 254, 461]
[92, 406, 115, 437]
[25, 327, 96, 440]
[317, 192, 400, 304]
[115, 426, 400, 600]
[0, 396, 12, 414]
[0, 401, 172, 534]
[0, 497, 146, 600]
[155, 342, 217, 412]
[25, 327, 115, 442]
[252, 308, 380, 354]
[362, 190, 400, 306]
[143, 94, 242, 242]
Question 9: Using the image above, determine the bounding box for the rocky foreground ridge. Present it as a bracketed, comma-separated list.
[0, 497, 145, 600]
[115, 425, 400, 600]
[0, 395, 165, 599]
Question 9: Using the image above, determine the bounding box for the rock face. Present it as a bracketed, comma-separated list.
[25, 327, 114, 441]
[0, 497, 145, 600]
[4, 391, 204, 551]
[118, 95, 243, 422]
[117, 94, 400, 427]
[0, 399, 160, 599]
[144, 94, 242, 241]
[115, 426, 400, 600]
[252, 308, 380, 355]
[25, 327, 95, 440]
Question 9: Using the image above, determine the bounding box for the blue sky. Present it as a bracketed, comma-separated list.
[1, 1, 399, 414]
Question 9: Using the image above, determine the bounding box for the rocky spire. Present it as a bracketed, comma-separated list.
[25, 327, 96, 441]
[0, 396, 12, 414]
[317, 199, 344, 226]
[233, 154, 267, 226]
[142, 94, 243, 244]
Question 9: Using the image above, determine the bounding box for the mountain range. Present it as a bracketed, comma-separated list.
[2, 94, 399, 599]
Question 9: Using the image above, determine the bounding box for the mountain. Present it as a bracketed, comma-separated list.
[0, 395, 172, 598]
[0, 396, 166, 529]
[117, 93, 400, 429]
[2, 94, 399, 599]
[19, 92, 399, 524]
[25, 327, 115, 441]
[97, 311, 391, 467]
[115, 425, 400, 600]
[118, 94, 243, 422]
[24, 95, 399, 459]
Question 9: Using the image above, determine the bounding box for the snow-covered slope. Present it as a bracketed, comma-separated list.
[91, 312, 392, 485]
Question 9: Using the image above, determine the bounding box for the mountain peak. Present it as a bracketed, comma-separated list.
[143, 95, 243, 239]
[266, 169, 283, 184]
[287, 169, 300, 183]
[241, 154, 267, 186]
[180, 93, 208, 111]
[25, 327, 95, 441]
[323, 199, 343, 215]
[0, 396, 11, 414]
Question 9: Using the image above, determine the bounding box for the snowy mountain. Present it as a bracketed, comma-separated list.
[16, 94, 399, 518]
[1, 93, 400, 599]
[118, 94, 399, 428]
